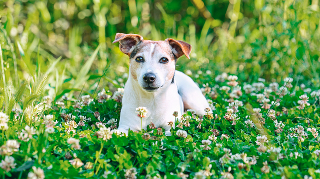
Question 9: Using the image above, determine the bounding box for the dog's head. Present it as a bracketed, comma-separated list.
[113, 33, 191, 92]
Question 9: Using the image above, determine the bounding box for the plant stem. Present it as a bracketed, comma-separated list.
[94, 142, 104, 175]
[18, 171, 23, 179]
[141, 117, 142, 132]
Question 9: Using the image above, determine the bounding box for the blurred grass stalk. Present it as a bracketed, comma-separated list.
[0, 44, 8, 113]
[93, 0, 108, 60]
[228, 0, 241, 37]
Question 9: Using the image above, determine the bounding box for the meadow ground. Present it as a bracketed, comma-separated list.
[0, 0, 320, 178]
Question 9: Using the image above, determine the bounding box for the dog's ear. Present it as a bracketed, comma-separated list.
[113, 33, 143, 56]
[166, 38, 191, 59]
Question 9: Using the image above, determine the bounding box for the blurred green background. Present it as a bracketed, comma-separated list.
[0, 0, 319, 108]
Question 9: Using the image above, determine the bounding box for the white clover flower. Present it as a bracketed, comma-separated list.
[243, 84, 253, 94]
[112, 88, 124, 102]
[97, 89, 110, 103]
[45, 127, 55, 134]
[220, 86, 231, 92]
[304, 88, 311, 93]
[0, 156, 16, 172]
[194, 170, 206, 179]
[267, 147, 281, 153]
[256, 135, 268, 146]
[274, 120, 285, 129]
[176, 130, 187, 138]
[269, 82, 279, 91]
[227, 75, 238, 81]
[136, 107, 148, 118]
[264, 88, 272, 95]
[96, 126, 112, 141]
[252, 82, 265, 91]
[233, 100, 243, 107]
[299, 94, 308, 100]
[125, 167, 137, 179]
[102, 171, 112, 178]
[208, 135, 217, 141]
[6, 140, 20, 151]
[81, 95, 93, 105]
[256, 94, 265, 100]
[245, 120, 255, 128]
[69, 158, 84, 168]
[253, 108, 261, 113]
[261, 98, 270, 103]
[226, 108, 234, 114]
[311, 90, 320, 97]
[27, 166, 45, 179]
[284, 77, 293, 83]
[223, 148, 231, 154]
[0, 123, 8, 131]
[0, 112, 9, 124]
[0, 112, 9, 130]
[106, 118, 117, 125]
[279, 86, 288, 95]
[55, 101, 65, 108]
[230, 153, 241, 161]
[271, 101, 280, 107]
[43, 115, 54, 121]
[313, 150, 320, 156]
[221, 134, 229, 140]
[43, 115, 58, 128]
[43, 96, 52, 104]
[202, 140, 212, 146]
[24, 125, 36, 137]
[18, 131, 29, 142]
[67, 137, 81, 150]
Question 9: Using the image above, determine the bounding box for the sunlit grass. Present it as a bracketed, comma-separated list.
[0, 0, 319, 178]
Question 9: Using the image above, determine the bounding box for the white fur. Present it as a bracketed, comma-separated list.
[118, 43, 210, 136]
[118, 70, 209, 136]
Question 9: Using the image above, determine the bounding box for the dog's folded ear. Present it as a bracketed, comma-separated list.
[166, 38, 191, 59]
[113, 33, 143, 56]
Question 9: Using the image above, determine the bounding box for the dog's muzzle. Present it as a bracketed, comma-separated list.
[142, 73, 161, 91]
[143, 73, 156, 83]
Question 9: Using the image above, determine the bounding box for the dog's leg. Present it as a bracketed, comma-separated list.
[175, 71, 210, 115]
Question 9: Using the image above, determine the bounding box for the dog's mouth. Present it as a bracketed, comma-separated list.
[143, 84, 164, 92]
[143, 86, 159, 91]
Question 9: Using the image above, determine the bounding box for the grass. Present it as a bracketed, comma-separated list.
[1, 74, 320, 178]
[0, 0, 320, 178]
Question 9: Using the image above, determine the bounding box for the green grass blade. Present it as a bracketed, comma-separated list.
[54, 88, 90, 101]
[73, 45, 100, 88]
[44, 57, 62, 77]
[8, 82, 27, 114]
[23, 94, 39, 109]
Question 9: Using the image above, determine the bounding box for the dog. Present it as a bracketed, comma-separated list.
[113, 33, 210, 135]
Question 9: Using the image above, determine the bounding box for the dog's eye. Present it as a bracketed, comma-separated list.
[159, 57, 169, 64]
[135, 56, 144, 63]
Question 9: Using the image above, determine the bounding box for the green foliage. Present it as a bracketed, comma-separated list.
[0, 0, 319, 178]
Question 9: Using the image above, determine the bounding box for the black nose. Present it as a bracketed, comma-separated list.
[143, 73, 156, 83]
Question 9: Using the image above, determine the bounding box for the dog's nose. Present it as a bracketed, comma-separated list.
[143, 73, 156, 83]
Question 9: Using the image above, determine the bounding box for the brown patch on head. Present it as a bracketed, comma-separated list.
[130, 61, 139, 81]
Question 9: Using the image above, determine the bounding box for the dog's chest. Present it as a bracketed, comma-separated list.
[122, 83, 183, 128]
